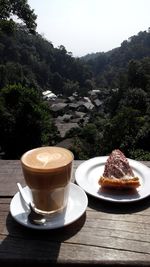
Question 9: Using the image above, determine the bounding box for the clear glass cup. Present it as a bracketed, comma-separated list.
[21, 146, 74, 215]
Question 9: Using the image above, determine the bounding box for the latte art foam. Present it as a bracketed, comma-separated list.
[21, 147, 74, 171]
[37, 152, 62, 167]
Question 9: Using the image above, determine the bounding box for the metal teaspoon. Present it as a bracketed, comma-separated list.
[17, 183, 46, 225]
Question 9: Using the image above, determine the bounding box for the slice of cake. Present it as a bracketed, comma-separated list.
[99, 149, 140, 189]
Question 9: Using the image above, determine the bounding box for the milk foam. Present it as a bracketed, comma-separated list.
[37, 152, 62, 167]
[21, 147, 73, 170]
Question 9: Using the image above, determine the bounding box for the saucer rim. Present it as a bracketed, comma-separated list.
[10, 182, 88, 230]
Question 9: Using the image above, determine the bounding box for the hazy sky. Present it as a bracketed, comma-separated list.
[28, 0, 150, 57]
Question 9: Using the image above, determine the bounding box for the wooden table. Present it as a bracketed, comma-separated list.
[0, 160, 150, 266]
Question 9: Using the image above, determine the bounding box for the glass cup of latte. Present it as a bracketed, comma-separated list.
[21, 146, 74, 215]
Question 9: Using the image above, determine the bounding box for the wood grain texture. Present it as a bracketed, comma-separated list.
[0, 160, 150, 266]
[0, 160, 82, 196]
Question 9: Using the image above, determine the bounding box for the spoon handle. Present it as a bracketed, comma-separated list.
[17, 183, 30, 206]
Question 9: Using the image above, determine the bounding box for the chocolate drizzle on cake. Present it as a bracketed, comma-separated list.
[99, 149, 140, 190]
[103, 149, 134, 179]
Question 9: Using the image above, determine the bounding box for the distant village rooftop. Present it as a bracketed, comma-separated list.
[42, 90, 57, 100]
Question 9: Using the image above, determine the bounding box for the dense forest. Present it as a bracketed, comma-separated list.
[83, 29, 150, 89]
[0, 25, 91, 96]
[0, 0, 150, 160]
[72, 31, 150, 160]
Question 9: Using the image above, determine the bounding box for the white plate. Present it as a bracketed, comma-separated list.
[10, 183, 88, 230]
[75, 157, 150, 203]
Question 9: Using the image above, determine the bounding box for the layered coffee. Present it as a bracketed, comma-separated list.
[21, 147, 74, 214]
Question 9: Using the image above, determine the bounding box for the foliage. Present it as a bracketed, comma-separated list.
[71, 104, 150, 160]
[83, 29, 150, 89]
[0, 84, 59, 158]
[74, 35, 150, 160]
[63, 80, 79, 96]
[0, 0, 150, 161]
[0, 24, 92, 96]
[70, 53, 150, 160]
[118, 88, 148, 114]
[70, 123, 104, 159]
[129, 149, 150, 161]
[0, 0, 37, 33]
[101, 108, 145, 155]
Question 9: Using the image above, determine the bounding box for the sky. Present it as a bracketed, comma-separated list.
[28, 0, 150, 57]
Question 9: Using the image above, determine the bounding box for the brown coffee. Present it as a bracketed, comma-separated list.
[21, 147, 74, 214]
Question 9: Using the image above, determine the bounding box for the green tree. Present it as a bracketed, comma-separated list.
[51, 72, 63, 94]
[0, 0, 37, 33]
[101, 107, 145, 156]
[0, 84, 59, 158]
[70, 123, 103, 159]
[127, 60, 147, 89]
[63, 80, 79, 96]
[118, 87, 148, 114]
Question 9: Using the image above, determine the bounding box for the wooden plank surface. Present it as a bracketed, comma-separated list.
[0, 159, 149, 196]
[0, 160, 82, 196]
[1, 197, 150, 266]
[0, 160, 150, 266]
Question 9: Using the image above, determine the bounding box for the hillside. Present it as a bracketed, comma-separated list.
[0, 24, 92, 96]
[82, 29, 150, 88]
[1, 26, 150, 93]
[0, 23, 150, 160]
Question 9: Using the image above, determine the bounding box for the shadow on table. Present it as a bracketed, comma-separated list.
[0, 211, 86, 267]
[88, 194, 150, 214]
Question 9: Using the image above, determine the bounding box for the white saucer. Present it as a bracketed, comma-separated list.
[10, 183, 88, 230]
[75, 157, 150, 203]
